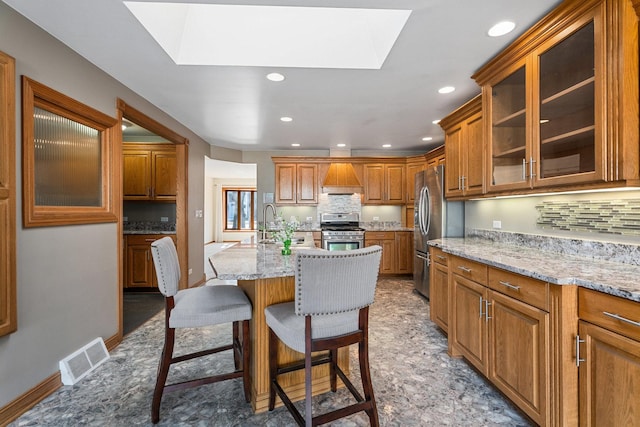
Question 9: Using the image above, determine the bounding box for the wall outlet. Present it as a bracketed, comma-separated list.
[123, 216, 128, 222]
[188, 268, 193, 275]
[373, 216, 380, 221]
[492, 220, 502, 229]
[160, 216, 168, 222]
[306, 217, 313, 221]
[195, 209, 203, 218]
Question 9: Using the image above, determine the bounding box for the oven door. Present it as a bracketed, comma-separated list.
[323, 240, 362, 251]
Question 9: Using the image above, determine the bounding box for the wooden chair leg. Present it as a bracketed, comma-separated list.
[329, 349, 338, 392]
[151, 326, 175, 424]
[359, 332, 379, 427]
[232, 321, 240, 370]
[242, 319, 251, 402]
[268, 327, 278, 411]
[305, 316, 313, 427]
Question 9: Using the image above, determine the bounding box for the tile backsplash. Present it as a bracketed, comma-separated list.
[536, 199, 640, 236]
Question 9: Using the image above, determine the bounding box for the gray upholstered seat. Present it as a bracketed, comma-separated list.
[265, 245, 382, 427]
[149, 237, 252, 424]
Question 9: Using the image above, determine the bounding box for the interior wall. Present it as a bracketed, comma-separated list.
[0, 3, 211, 409]
[206, 177, 257, 243]
[465, 189, 640, 244]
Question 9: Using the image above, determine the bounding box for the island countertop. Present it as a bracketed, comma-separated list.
[210, 242, 316, 280]
[429, 237, 640, 303]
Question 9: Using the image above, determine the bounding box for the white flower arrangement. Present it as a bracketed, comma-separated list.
[272, 217, 298, 244]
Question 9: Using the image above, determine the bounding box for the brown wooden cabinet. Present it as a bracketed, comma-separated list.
[450, 257, 550, 425]
[274, 162, 318, 205]
[472, 0, 640, 195]
[124, 234, 176, 288]
[123, 144, 176, 201]
[440, 96, 484, 199]
[364, 231, 395, 275]
[363, 163, 406, 204]
[406, 156, 426, 205]
[429, 247, 449, 333]
[577, 288, 640, 426]
[365, 231, 413, 275]
[394, 231, 413, 274]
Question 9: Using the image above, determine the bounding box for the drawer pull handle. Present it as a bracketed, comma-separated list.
[457, 266, 472, 273]
[499, 281, 520, 291]
[436, 255, 446, 260]
[603, 312, 640, 328]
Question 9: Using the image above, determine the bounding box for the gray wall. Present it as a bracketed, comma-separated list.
[0, 3, 210, 407]
[465, 189, 640, 244]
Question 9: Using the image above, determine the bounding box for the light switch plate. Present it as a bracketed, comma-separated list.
[492, 220, 502, 229]
[160, 217, 168, 222]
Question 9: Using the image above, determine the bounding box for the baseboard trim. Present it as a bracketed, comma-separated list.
[0, 331, 120, 426]
[0, 372, 61, 427]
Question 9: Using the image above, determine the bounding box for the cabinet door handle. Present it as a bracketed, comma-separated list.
[575, 334, 586, 367]
[499, 280, 520, 291]
[522, 159, 527, 180]
[458, 176, 462, 191]
[485, 300, 492, 320]
[457, 266, 472, 273]
[461, 175, 466, 191]
[529, 157, 536, 180]
[479, 297, 484, 319]
[436, 255, 447, 260]
[603, 312, 640, 328]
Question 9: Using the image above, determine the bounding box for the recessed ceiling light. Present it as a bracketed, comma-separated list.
[382, 144, 392, 148]
[438, 86, 455, 94]
[267, 72, 285, 82]
[488, 21, 516, 37]
[291, 143, 300, 147]
[432, 119, 441, 125]
[337, 143, 346, 148]
[422, 137, 433, 141]
[280, 116, 293, 122]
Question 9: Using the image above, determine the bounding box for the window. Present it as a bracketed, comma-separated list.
[22, 77, 117, 227]
[0, 51, 16, 336]
[224, 188, 257, 230]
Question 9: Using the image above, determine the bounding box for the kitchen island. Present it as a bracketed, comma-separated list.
[209, 241, 347, 413]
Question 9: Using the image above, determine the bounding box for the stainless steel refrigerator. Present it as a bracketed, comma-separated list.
[413, 164, 464, 298]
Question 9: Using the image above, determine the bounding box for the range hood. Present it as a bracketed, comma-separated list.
[322, 163, 364, 194]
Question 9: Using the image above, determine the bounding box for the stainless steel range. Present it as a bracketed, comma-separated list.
[320, 212, 365, 251]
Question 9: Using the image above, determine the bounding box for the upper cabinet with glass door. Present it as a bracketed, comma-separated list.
[474, 0, 640, 195]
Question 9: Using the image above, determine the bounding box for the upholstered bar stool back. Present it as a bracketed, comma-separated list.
[150, 237, 252, 424]
[265, 246, 382, 426]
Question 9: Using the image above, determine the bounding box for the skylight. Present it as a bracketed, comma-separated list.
[123, 2, 411, 69]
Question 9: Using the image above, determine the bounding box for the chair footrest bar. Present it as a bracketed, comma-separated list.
[164, 370, 243, 394]
[170, 344, 234, 364]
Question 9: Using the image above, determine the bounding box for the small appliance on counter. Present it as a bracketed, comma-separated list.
[414, 164, 464, 298]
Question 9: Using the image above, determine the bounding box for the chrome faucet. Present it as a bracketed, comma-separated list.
[262, 203, 277, 240]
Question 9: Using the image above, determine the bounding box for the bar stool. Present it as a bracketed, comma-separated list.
[264, 246, 382, 426]
[149, 237, 252, 424]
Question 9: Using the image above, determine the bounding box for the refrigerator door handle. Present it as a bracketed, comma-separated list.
[423, 185, 431, 236]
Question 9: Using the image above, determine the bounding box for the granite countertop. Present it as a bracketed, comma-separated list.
[123, 230, 176, 235]
[210, 240, 319, 280]
[429, 238, 640, 303]
[363, 227, 414, 232]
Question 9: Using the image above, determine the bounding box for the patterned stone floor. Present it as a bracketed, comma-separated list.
[10, 278, 532, 426]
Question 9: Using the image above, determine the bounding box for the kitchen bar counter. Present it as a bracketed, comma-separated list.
[209, 242, 347, 413]
[429, 237, 640, 302]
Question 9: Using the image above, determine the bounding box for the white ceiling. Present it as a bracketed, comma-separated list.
[4, 0, 562, 153]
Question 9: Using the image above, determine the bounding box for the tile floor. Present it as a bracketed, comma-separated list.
[10, 278, 532, 426]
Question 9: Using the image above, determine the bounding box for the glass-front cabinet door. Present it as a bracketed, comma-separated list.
[535, 13, 603, 186]
[488, 64, 529, 190]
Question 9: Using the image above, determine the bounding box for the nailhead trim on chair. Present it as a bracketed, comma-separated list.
[294, 247, 382, 316]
